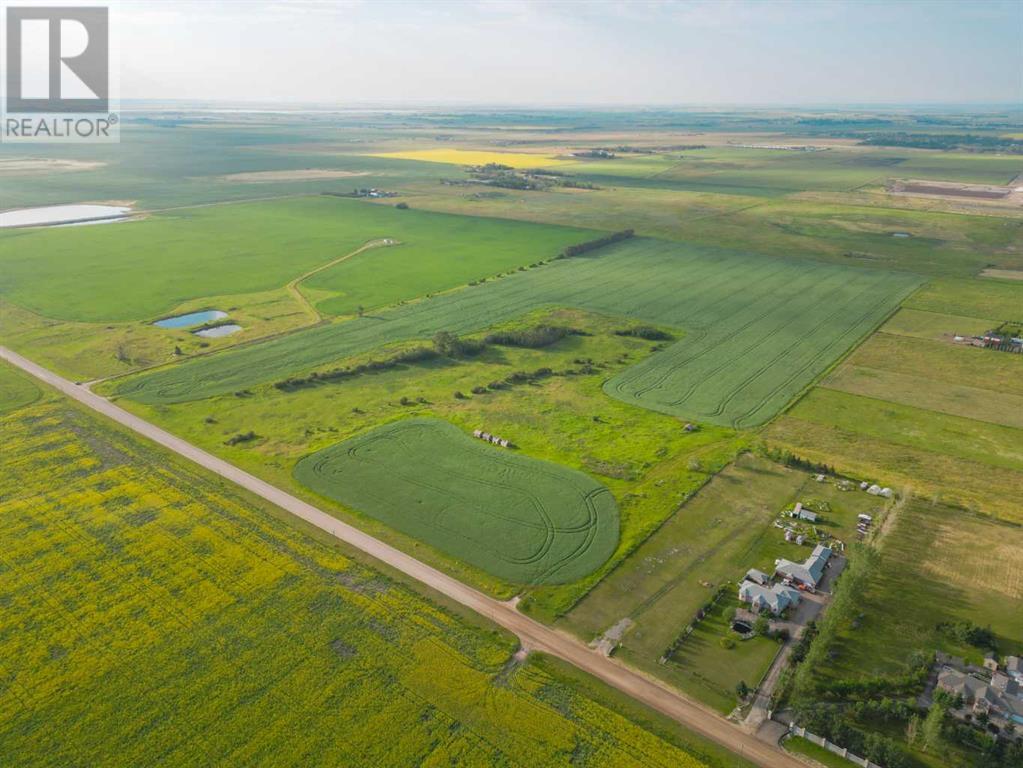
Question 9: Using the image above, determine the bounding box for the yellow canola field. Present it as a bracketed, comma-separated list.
[370, 148, 572, 168]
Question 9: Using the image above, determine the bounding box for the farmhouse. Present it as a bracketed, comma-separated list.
[738, 581, 801, 616]
[774, 544, 832, 589]
[938, 666, 1023, 725]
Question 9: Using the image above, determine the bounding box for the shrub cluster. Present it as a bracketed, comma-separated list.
[224, 431, 259, 446]
[274, 346, 437, 391]
[484, 325, 581, 349]
[558, 229, 634, 259]
[613, 325, 672, 341]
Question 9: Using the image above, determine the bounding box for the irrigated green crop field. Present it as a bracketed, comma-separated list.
[115, 237, 920, 427]
[0, 196, 593, 323]
[0, 395, 737, 768]
[295, 418, 620, 584]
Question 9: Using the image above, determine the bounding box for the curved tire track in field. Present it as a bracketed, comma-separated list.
[298, 419, 618, 584]
[1, 345, 805, 768]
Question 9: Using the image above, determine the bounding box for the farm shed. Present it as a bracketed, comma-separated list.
[774, 544, 832, 589]
[744, 568, 770, 586]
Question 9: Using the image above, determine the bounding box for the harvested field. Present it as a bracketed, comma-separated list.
[294, 418, 619, 585]
[220, 169, 371, 182]
[116, 238, 920, 428]
[822, 364, 1023, 429]
[814, 499, 1022, 682]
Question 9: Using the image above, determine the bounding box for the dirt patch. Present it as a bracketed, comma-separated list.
[979, 268, 1023, 281]
[219, 169, 370, 182]
[0, 158, 105, 175]
[888, 178, 1017, 202]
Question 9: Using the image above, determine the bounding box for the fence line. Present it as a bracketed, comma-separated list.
[788, 724, 883, 768]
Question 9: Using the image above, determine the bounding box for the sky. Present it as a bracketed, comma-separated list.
[115, 0, 1021, 106]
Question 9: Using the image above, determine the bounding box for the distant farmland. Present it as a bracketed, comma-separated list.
[294, 418, 620, 585]
[116, 238, 921, 428]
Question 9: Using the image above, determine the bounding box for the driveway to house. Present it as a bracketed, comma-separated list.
[1, 345, 804, 768]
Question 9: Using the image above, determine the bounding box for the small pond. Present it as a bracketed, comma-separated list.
[195, 324, 242, 338]
[891, 232, 912, 238]
[154, 310, 227, 329]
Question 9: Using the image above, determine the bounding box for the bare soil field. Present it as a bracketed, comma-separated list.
[979, 268, 1023, 281]
[887, 178, 1022, 205]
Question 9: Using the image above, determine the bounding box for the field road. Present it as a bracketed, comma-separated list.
[1, 345, 802, 768]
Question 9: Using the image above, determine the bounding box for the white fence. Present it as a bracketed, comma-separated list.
[788, 724, 884, 768]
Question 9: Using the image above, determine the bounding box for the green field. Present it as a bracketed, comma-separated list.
[0, 362, 40, 414]
[0, 395, 738, 768]
[0, 196, 592, 323]
[294, 418, 620, 585]
[109, 309, 742, 615]
[115, 237, 920, 428]
[903, 277, 1023, 321]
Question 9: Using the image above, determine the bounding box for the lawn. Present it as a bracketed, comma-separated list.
[668, 595, 782, 714]
[0, 395, 737, 768]
[0, 362, 39, 414]
[294, 418, 620, 585]
[114, 237, 920, 429]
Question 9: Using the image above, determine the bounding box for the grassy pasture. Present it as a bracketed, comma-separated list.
[115, 238, 919, 429]
[0, 196, 592, 323]
[294, 418, 620, 585]
[782, 389, 1023, 474]
[879, 308, 992, 341]
[765, 416, 1023, 523]
[0, 362, 39, 414]
[903, 277, 1023, 321]
[0, 397, 742, 768]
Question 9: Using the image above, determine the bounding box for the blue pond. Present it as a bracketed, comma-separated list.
[153, 310, 227, 329]
[195, 324, 242, 339]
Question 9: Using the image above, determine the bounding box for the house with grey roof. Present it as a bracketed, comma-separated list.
[744, 568, 770, 586]
[738, 581, 801, 616]
[939, 667, 1023, 726]
[774, 544, 832, 589]
[1007, 655, 1022, 682]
